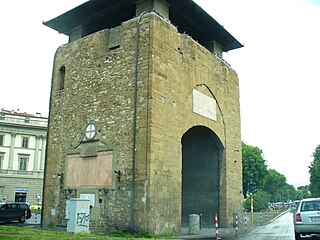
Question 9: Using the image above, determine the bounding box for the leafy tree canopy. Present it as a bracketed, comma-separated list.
[264, 169, 287, 202]
[243, 190, 269, 212]
[242, 142, 268, 196]
[297, 185, 311, 199]
[309, 145, 320, 197]
[242, 142, 300, 203]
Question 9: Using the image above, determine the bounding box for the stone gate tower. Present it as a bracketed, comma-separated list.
[42, 0, 243, 234]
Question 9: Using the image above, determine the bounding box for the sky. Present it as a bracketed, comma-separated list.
[1, 0, 320, 188]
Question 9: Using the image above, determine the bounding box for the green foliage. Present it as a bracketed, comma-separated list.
[242, 141, 300, 203]
[309, 145, 320, 197]
[285, 184, 299, 201]
[297, 185, 311, 199]
[0, 225, 67, 236]
[110, 228, 154, 239]
[242, 142, 268, 197]
[264, 169, 288, 202]
[0, 225, 114, 239]
[110, 228, 133, 238]
[0, 225, 158, 239]
[137, 230, 153, 238]
[156, 232, 176, 237]
[243, 199, 251, 212]
[243, 190, 269, 212]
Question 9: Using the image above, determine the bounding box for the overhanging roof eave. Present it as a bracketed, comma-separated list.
[43, 0, 243, 51]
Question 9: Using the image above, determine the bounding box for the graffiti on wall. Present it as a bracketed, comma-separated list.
[76, 212, 90, 227]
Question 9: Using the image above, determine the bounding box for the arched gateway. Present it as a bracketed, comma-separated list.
[182, 126, 223, 227]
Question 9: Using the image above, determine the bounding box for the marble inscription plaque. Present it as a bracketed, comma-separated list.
[66, 151, 113, 187]
[192, 89, 216, 121]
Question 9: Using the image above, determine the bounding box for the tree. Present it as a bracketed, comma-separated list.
[242, 142, 268, 197]
[242, 142, 298, 204]
[297, 185, 310, 199]
[264, 169, 287, 202]
[285, 184, 298, 201]
[309, 145, 320, 197]
[243, 190, 269, 212]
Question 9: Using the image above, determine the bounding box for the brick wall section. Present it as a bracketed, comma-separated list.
[43, 13, 242, 234]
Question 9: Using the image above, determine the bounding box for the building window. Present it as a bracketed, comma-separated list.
[18, 155, 29, 171]
[21, 137, 29, 148]
[24, 117, 30, 123]
[0, 113, 4, 120]
[59, 65, 66, 90]
[0, 135, 3, 146]
[0, 154, 4, 169]
[85, 123, 96, 140]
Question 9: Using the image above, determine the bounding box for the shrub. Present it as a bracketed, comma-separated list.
[244, 190, 270, 212]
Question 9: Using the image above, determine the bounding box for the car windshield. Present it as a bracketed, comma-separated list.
[301, 201, 320, 211]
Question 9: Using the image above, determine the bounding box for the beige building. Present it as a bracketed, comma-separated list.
[42, 0, 243, 234]
[0, 109, 47, 204]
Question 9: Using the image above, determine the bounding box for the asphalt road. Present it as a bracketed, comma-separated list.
[237, 212, 320, 240]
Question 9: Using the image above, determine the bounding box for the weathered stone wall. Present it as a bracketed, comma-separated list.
[43, 12, 242, 234]
[43, 18, 138, 229]
[137, 14, 243, 232]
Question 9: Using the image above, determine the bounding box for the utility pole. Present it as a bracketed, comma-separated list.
[251, 195, 254, 226]
[248, 180, 257, 226]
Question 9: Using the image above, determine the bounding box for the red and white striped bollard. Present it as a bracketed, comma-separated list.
[215, 213, 219, 239]
[244, 212, 247, 232]
[236, 213, 238, 237]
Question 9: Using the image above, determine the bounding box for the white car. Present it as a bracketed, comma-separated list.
[293, 198, 320, 239]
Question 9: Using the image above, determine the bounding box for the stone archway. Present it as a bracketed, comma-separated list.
[181, 126, 223, 227]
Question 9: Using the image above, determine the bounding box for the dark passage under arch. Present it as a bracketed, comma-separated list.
[181, 126, 223, 227]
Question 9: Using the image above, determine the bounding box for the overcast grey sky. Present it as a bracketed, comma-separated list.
[1, 0, 319, 188]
